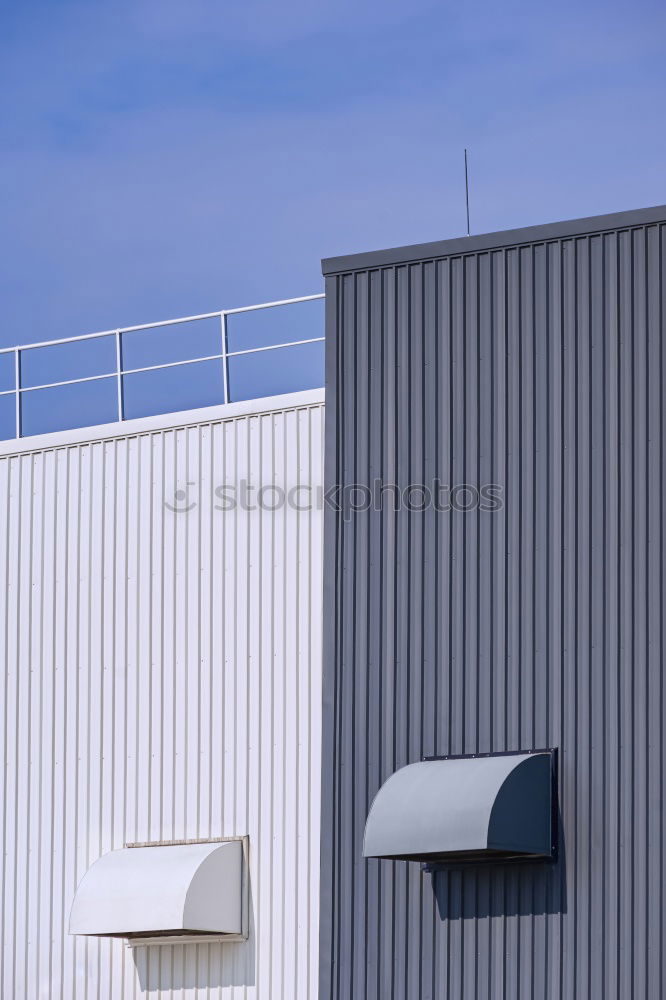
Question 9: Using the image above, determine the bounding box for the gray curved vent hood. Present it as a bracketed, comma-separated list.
[363, 751, 556, 866]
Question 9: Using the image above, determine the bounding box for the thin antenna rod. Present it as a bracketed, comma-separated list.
[464, 148, 471, 236]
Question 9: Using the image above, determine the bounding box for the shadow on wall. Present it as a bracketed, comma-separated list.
[133, 875, 256, 992]
[432, 810, 567, 920]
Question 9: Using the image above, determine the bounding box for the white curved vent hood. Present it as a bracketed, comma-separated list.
[364, 751, 556, 866]
[70, 839, 245, 941]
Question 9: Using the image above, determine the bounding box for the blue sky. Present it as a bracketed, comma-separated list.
[2, 0, 666, 348]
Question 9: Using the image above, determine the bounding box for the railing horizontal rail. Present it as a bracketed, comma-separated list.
[0, 293, 325, 355]
[227, 336, 324, 358]
[20, 372, 118, 393]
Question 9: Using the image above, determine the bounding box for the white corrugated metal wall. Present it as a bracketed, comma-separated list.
[0, 392, 324, 999]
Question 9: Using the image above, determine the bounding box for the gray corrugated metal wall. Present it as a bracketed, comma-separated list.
[320, 210, 666, 999]
[0, 394, 324, 999]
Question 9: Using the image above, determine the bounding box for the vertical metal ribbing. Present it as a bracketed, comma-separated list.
[221, 311, 230, 404]
[115, 330, 123, 421]
[14, 349, 20, 438]
[0, 398, 325, 997]
[321, 219, 666, 1000]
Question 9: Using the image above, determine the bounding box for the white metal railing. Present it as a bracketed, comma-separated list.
[0, 293, 325, 440]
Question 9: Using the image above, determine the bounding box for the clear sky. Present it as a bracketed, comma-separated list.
[2, 0, 666, 348]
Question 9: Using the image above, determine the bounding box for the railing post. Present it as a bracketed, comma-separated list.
[220, 312, 229, 404]
[115, 330, 123, 420]
[14, 348, 20, 438]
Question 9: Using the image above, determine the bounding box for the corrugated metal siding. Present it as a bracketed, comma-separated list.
[320, 219, 666, 999]
[0, 396, 324, 999]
